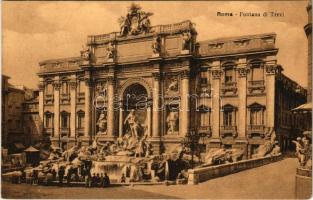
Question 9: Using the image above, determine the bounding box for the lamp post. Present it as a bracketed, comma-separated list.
[181, 129, 199, 169]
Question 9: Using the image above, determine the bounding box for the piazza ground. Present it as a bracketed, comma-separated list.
[2, 157, 300, 199]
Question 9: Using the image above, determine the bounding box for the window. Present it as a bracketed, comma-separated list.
[222, 62, 236, 83]
[78, 79, 85, 93]
[248, 103, 265, 125]
[250, 60, 264, 81]
[222, 104, 236, 126]
[200, 71, 208, 85]
[225, 68, 233, 83]
[45, 112, 53, 128]
[46, 83, 53, 95]
[198, 105, 211, 128]
[61, 112, 69, 128]
[224, 110, 233, 126]
[77, 111, 85, 129]
[61, 81, 68, 95]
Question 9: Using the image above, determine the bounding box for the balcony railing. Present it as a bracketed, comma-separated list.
[45, 94, 53, 100]
[198, 126, 212, 137]
[61, 93, 70, 100]
[60, 128, 70, 137]
[248, 80, 265, 93]
[220, 125, 238, 138]
[221, 82, 237, 95]
[247, 125, 265, 130]
[78, 92, 85, 98]
[77, 128, 85, 137]
[44, 128, 54, 136]
[247, 124, 265, 138]
[248, 80, 265, 87]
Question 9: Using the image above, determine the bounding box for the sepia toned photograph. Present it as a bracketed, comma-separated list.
[1, 1, 312, 199]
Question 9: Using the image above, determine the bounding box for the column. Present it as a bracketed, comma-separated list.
[180, 70, 190, 137]
[69, 76, 77, 138]
[146, 105, 152, 137]
[53, 77, 60, 138]
[237, 61, 248, 138]
[119, 102, 123, 138]
[38, 79, 44, 134]
[107, 77, 115, 137]
[152, 73, 160, 137]
[266, 65, 276, 128]
[84, 77, 91, 137]
[211, 67, 222, 139]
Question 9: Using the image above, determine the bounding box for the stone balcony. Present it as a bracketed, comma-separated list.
[45, 94, 54, 105]
[77, 128, 85, 137]
[44, 128, 54, 136]
[247, 125, 265, 138]
[198, 126, 212, 137]
[221, 82, 237, 96]
[220, 125, 238, 138]
[60, 128, 70, 137]
[248, 80, 265, 94]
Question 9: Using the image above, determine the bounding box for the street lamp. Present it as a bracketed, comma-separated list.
[181, 129, 199, 169]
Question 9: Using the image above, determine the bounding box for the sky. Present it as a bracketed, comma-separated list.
[2, 1, 310, 89]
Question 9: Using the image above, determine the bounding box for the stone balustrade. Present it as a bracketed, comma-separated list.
[188, 154, 282, 185]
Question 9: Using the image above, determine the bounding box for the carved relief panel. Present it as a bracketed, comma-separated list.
[164, 74, 180, 97]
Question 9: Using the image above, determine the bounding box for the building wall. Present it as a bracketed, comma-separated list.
[6, 86, 25, 152]
[37, 21, 306, 157]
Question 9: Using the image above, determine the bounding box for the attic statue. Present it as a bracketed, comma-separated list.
[182, 32, 192, 51]
[80, 46, 90, 60]
[118, 3, 153, 36]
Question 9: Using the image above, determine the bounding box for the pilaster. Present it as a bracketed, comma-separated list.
[38, 79, 44, 136]
[84, 75, 92, 138]
[69, 76, 77, 138]
[180, 70, 190, 137]
[265, 64, 277, 128]
[53, 77, 61, 139]
[211, 66, 222, 140]
[152, 73, 160, 137]
[107, 76, 115, 137]
[236, 60, 249, 139]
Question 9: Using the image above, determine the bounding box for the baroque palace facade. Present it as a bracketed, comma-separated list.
[37, 5, 306, 158]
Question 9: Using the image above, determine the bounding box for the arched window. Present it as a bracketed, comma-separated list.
[249, 59, 264, 81]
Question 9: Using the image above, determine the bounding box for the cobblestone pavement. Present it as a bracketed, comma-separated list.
[2, 158, 298, 199]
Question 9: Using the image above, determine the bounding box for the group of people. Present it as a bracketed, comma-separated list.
[85, 173, 111, 187]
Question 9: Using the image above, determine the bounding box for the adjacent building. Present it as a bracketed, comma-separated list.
[37, 5, 306, 158]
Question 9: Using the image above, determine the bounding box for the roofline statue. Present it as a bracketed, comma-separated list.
[118, 3, 153, 37]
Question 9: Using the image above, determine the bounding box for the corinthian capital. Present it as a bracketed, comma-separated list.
[211, 69, 222, 79]
[237, 68, 250, 77]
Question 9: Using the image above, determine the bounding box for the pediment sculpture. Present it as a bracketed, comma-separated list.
[118, 3, 153, 36]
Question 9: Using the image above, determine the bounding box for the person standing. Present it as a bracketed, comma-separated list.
[58, 166, 65, 186]
[104, 173, 110, 187]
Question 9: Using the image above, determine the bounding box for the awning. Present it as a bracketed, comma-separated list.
[14, 143, 25, 150]
[292, 102, 312, 113]
[24, 146, 39, 152]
